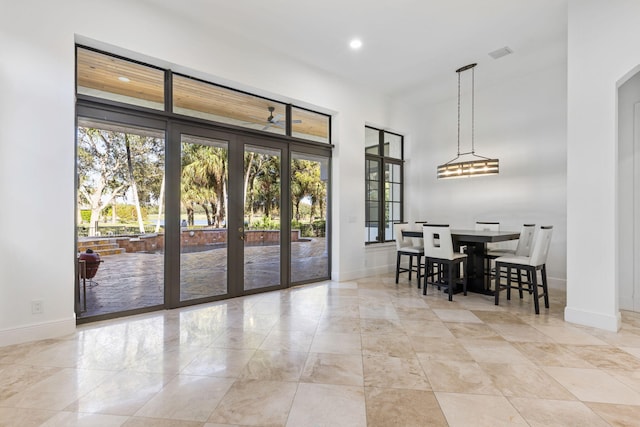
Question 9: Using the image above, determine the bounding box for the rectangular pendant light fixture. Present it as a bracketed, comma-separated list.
[437, 63, 499, 179]
[437, 158, 499, 179]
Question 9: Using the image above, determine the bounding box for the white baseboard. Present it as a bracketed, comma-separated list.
[565, 306, 621, 332]
[0, 316, 76, 347]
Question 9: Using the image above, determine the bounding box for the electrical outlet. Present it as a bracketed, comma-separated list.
[31, 300, 43, 314]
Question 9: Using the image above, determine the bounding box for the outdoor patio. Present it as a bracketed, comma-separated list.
[78, 237, 328, 318]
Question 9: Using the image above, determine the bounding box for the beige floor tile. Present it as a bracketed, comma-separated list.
[359, 318, 405, 334]
[421, 360, 500, 394]
[300, 352, 363, 386]
[471, 310, 527, 324]
[567, 345, 640, 370]
[286, 383, 366, 426]
[239, 350, 307, 381]
[135, 375, 235, 421]
[433, 308, 483, 323]
[488, 322, 556, 343]
[461, 339, 533, 365]
[509, 397, 609, 427]
[587, 402, 640, 427]
[401, 319, 455, 338]
[66, 371, 171, 416]
[0, 407, 57, 427]
[480, 362, 576, 399]
[445, 322, 503, 340]
[123, 346, 205, 374]
[435, 392, 529, 427]
[365, 387, 447, 427]
[271, 315, 319, 333]
[40, 411, 130, 426]
[259, 330, 314, 353]
[0, 364, 61, 401]
[533, 325, 610, 345]
[182, 348, 256, 377]
[320, 303, 360, 318]
[391, 296, 430, 309]
[605, 368, 640, 394]
[210, 329, 268, 350]
[122, 417, 204, 427]
[414, 337, 474, 361]
[316, 316, 361, 333]
[207, 379, 297, 426]
[1, 368, 111, 410]
[511, 342, 597, 368]
[359, 304, 400, 320]
[309, 332, 361, 354]
[18, 340, 81, 368]
[544, 366, 640, 405]
[425, 297, 467, 309]
[361, 334, 415, 358]
[363, 355, 430, 390]
[6, 277, 640, 426]
[620, 345, 640, 359]
[395, 306, 440, 321]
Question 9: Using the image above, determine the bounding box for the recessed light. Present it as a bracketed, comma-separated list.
[118, 76, 131, 82]
[349, 39, 362, 50]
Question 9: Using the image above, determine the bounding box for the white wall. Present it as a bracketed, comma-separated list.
[618, 71, 640, 311]
[405, 60, 568, 285]
[0, 0, 395, 345]
[566, 0, 640, 331]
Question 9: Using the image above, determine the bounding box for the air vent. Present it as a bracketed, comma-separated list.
[488, 46, 513, 59]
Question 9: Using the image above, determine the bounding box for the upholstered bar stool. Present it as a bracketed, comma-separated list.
[422, 224, 467, 301]
[494, 226, 553, 314]
[394, 222, 424, 284]
[487, 223, 536, 285]
[487, 224, 536, 258]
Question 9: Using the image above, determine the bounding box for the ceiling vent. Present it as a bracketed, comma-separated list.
[488, 46, 513, 60]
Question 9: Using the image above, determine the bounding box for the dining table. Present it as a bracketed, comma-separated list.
[402, 228, 520, 294]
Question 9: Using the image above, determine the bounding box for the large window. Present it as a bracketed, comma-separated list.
[75, 45, 332, 322]
[365, 126, 404, 244]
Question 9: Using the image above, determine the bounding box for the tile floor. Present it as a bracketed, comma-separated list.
[2, 274, 640, 426]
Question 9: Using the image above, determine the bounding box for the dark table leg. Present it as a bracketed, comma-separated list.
[454, 241, 493, 295]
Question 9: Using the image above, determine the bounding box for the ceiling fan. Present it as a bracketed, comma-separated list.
[260, 106, 301, 131]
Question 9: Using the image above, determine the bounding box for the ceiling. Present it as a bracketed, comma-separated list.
[138, 0, 568, 107]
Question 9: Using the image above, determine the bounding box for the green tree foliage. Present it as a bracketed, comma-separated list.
[77, 127, 164, 234]
[291, 159, 326, 221]
[181, 143, 227, 227]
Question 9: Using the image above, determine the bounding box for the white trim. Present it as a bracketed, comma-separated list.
[564, 306, 621, 332]
[0, 316, 76, 347]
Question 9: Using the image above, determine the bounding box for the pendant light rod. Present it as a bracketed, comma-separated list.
[455, 63, 477, 160]
[437, 62, 499, 179]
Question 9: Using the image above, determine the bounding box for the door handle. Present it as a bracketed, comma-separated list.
[239, 227, 245, 241]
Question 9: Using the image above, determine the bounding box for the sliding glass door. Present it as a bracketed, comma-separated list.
[76, 116, 328, 321]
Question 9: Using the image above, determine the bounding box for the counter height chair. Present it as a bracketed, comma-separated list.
[494, 226, 553, 314]
[411, 221, 428, 248]
[487, 224, 536, 258]
[487, 224, 536, 286]
[423, 224, 467, 301]
[394, 222, 424, 285]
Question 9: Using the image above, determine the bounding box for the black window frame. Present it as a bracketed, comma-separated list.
[365, 126, 404, 244]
